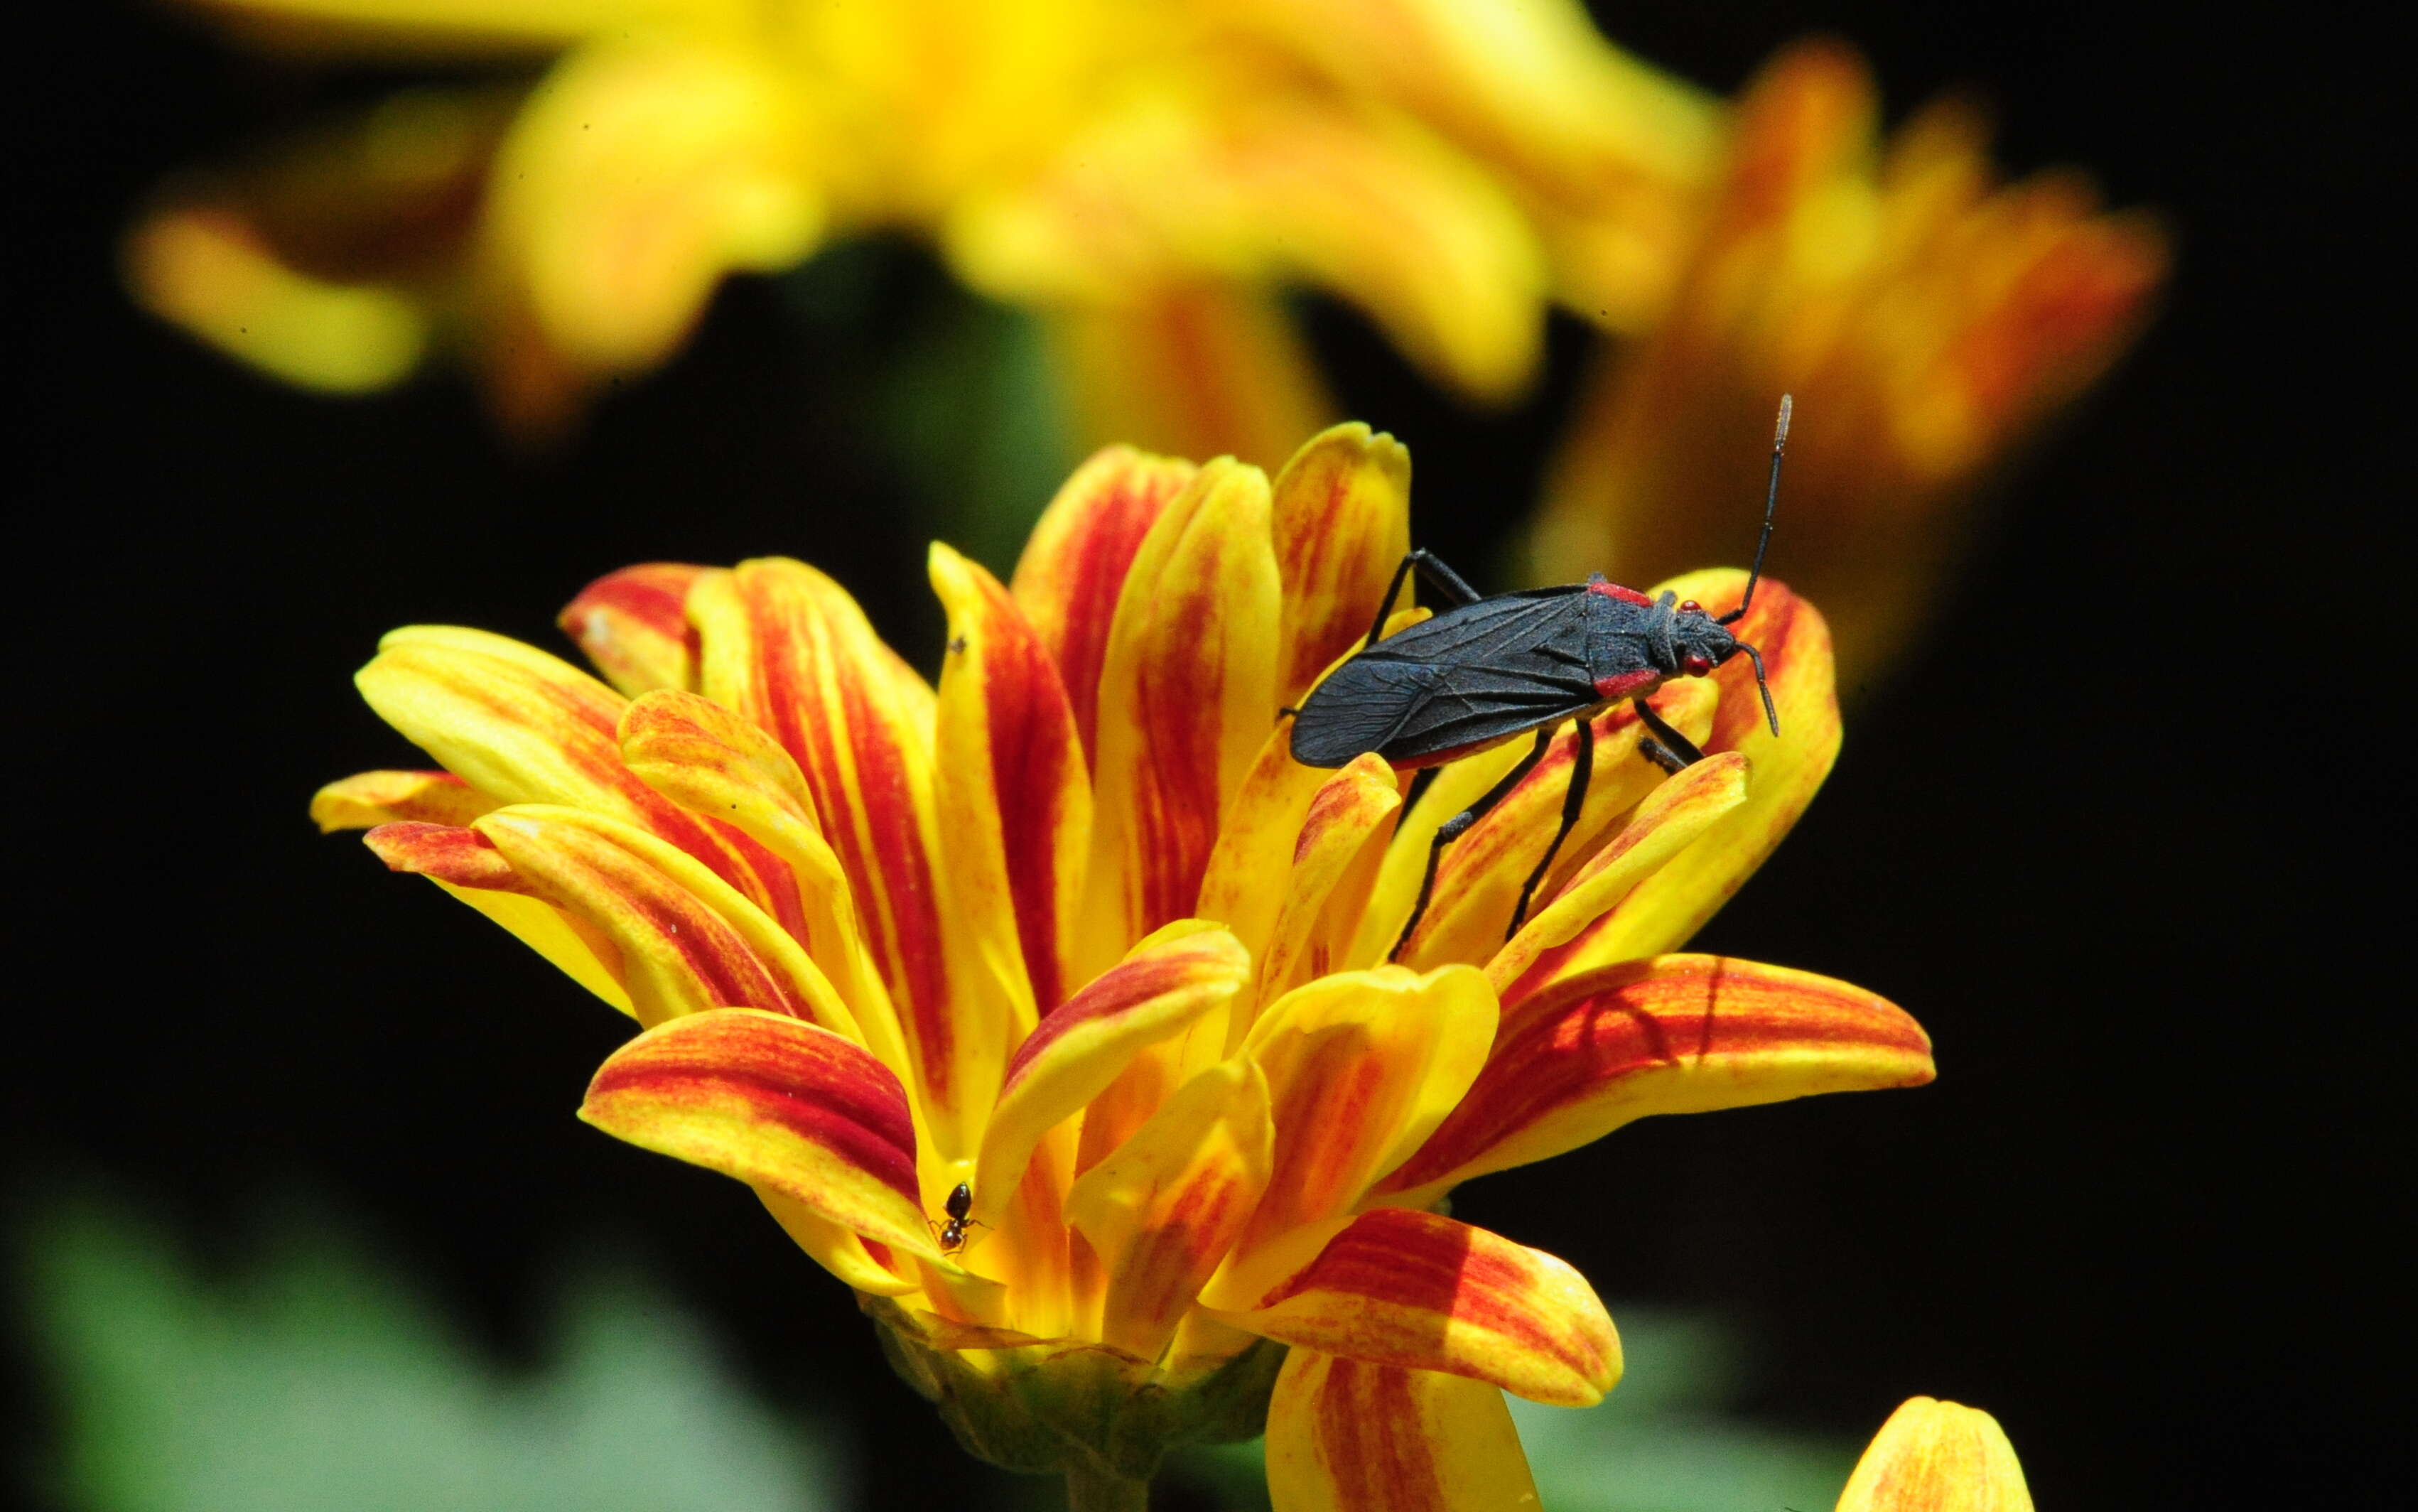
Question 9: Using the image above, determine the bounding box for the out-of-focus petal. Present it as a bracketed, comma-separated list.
[1502, 573, 1834, 985]
[1076, 458, 1280, 978]
[312, 769, 500, 831]
[362, 819, 633, 1014]
[1265, 1351, 1541, 1512]
[1221, 1208, 1618, 1406]
[973, 923, 1248, 1224]
[1837, 1397, 2034, 1512]
[1206, 966, 1494, 1307]
[929, 544, 1091, 1021]
[1268, 423, 1413, 706]
[581, 1008, 937, 1258]
[558, 562, 708, 696]
[1008, 445, 1200, 767]
[1255, 755, 1401, 1010]
[482, 40, 822, 377]
[179, 0, 730, 58]
[690, 560, 970, 1147]
[1377, 955, 1932, 1207]
[1042, 284, 1338, 472]
[1065, 1058, 1272, 1360]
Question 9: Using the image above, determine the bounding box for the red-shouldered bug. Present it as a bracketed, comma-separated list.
[1287, 396, 1793, 961]
[932, 1180, 986, 1255]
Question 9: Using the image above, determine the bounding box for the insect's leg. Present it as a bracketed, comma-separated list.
[1390, 725, 1554, 962]
[1509, 716, 1592, 939]
[1396, 766, 1442, 838]
[1633, 697, 1705, 775]
[1363, 549, 1484, 649]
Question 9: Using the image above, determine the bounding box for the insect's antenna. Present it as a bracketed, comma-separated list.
[1738, 642, 1779, 736]
[1720, 394, 1791, 627]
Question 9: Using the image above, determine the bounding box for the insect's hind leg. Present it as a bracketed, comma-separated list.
[1390, 724, 1554, 962]
[1633, 697, 1705, 776]
[1509, 716, 1592, 939]
[1363, 549, 1486, 649]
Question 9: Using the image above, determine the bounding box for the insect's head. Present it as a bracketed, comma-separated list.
[1671, 602, 1780, 738]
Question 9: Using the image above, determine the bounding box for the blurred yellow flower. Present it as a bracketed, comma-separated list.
[1839, 1396, 2034, 1512]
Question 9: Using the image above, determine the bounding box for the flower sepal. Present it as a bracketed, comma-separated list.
[864, 1295, 1285, 1482]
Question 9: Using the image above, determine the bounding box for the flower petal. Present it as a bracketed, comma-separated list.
[1076, 458, 1282, 978]
[1197, 722, 1349, 969]
[1377, 955, 1933, 1206]
[558, 562, 708, 696]
[1205, 965, 1495, 1308]
[1065, 1057, 1273, 1360]
[1265, 1352, 1542, 1512]
[363, 820, 636, 1014]
[1008, 444, 1199, 767]
[1838, 1397, 2034, 1512]
[581, 1008, 936, 1259]
[1221, 1208, 1619, 1406]
[1255, 755, 1402, 1011]
[1268, 423, 1414, 706]
[757, 1189, 919, 1297]
[972, 923, 1249, 1223]
[312, 769, 500, 831]
[929, 544, 1091, 1020]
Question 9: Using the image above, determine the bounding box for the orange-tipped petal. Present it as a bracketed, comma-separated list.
[1207, 965, 1495, 1307]
[1256, 755, 1402, 1010]
[1221, 1208, 1619, 1406]
[364, 821, 632, 1014]
[973, 923, 1248, 1224]
[1065, 1057, 1273, 1360]
[1077, 458, 1282, 976]
[357, 624, 806, 938]
[1268, 423, 1413, 704]
[1378, 956, 1933, 1206]
[1486, 751, 1748, 996]
[1511, 573, 1837, 978]
[689, 560, 969, 1147]
[929, 544, 1091, 1020]
[581, 1008, 936, 1259]
[1265, 1351, 1541, 1512]
[1008, 445, 1199, 766]
[1838, 1397, 2034, 1512]
[473, 805, 858, 1040]
[312, 769, 500, 831]
[558, 562, 708, 696]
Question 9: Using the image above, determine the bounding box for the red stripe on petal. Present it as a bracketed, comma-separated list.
[364, 821, 521, 891]
[558, 562, 707, 696]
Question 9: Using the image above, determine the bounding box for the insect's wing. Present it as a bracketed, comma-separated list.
[1379, 657, 1597, 762]
[1292, 657, 1441, 766]
[1358, 588, 1589, 664]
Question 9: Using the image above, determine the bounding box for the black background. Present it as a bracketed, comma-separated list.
[9, 4, 2403, 1508]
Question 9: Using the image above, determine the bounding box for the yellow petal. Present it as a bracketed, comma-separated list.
[311, 769, 500, 831]
[180, 0, 723, 58]
[1265, 1351, 1543, 1512]
[1268, 423, 1414, 706]
[1837, 1397, 2034, 1512]
[1197, 720, 1349, 971]
[757, 1189, 919, 1298]
[559, 562, 708, 696]
[362, 821, 632, 1015]
[1255, 755, 1402, 1010]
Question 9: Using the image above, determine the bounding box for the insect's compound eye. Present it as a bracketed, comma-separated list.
[1681, 653, 1714, 677]
[1678, 599, 1703, 615]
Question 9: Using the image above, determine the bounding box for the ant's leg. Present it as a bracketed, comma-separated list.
[1390, 725, 1553, 961]
[1363, 549, 1484, 649]
[1633, 697, 1705, 775]
[1509, 717, 1592, 938]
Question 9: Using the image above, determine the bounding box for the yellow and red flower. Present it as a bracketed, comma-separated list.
[316, 424, 1934, 1505]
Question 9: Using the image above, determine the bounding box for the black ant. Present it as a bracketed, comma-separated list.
[930, 1181, 988, 1255]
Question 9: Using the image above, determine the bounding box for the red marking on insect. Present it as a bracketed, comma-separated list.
[1585, 579, 1656, 608]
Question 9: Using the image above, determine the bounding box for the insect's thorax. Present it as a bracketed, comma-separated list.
[1583, 588, 1676, 698]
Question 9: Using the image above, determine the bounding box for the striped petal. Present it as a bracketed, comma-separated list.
[357, 624, 805, 939]
[1008, 444, 1199, 767]
[1266, 1352, 1541, 1512]
[472, 805, 858, 1040]
[929, 543, 1091, 1021]
[1254, 755, 1402, 1012]
[580, 1008, 937, 1260]
[558, 562, 708, 696]
[362, 820, 632, 1015]
[1377, 956, 1933, 1208]
[1076, 458, 1282, 977]
[972, 923, 1248, 1224]
[1221, 1208, 1619, 1406]
[1205, 966, 1494, 1309]
[1197, 722, 1351, 968]
[1269, 423, 1413, 706]
[1064, 1057, 1273, 1360]
[689, 560, 968, 1148]
[1497, 573, 1838, 985]
[757, 1190, 919, 1297]
[1838, 1397, 2034, 1512]
[312, 769, 500, 831]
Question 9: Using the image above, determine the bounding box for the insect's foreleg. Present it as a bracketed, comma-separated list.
[1390, 725, 1553, 962]
[1363, 549, 1484, 649]
[1633, 697, 1705, 776]
[1510, 716, 1592, 938]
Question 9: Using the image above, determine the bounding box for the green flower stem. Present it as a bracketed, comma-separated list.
[1063, 1460, 1150, 1512]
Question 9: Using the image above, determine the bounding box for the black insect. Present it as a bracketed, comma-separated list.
[1288, 397, 1793, 961]
[931, 1181, 986, 1255]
